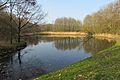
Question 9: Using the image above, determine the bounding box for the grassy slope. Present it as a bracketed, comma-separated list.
[34, 39, 120, 80]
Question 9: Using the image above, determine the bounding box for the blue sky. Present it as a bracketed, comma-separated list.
[38, 0, 114, 23]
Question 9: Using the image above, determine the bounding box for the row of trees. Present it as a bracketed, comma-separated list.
[0, 0, 46, 43]
[40, 17, 82, 32]
[40, 0, 120, 34]
[0, 12, 17, 42]
[53, 17, 82, 32]
[83, 0, 120, 34]
[1, 0, 119, 43]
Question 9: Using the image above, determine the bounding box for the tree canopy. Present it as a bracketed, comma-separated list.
[83, 0, 120, 34]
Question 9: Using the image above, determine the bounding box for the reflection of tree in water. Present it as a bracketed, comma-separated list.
[39, 37, 59, 43]
[8, 50, 47, 80]
[39, 37, 83, 51]
[25, 36, 83, 51]
[0, 50, 47, 80]
[0, 52, 14, 80]
[0, 50, 22, 80]
[23, 36, 61, 45]
[54, 37, 82, 51]
[40, 37, 115, 52]
[83, 37, 116, 54]
[23, 36, 116, 52]
[23, 36, 39, 45]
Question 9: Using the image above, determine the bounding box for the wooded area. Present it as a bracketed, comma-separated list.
[39, 0, 120, 34]
[0, 0, 46, 44]
[83, 0, 120, 34]
[0, 0, 120, 44]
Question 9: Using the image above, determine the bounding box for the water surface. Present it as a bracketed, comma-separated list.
[0, 36, 116, 80]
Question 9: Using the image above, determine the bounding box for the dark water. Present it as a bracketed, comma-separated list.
[0, 36, 116, 80]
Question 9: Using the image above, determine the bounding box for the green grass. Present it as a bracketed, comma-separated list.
[34, 39, 120, 80]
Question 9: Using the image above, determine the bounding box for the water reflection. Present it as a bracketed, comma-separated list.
[0, 50, 47, 80]
[24, 36, 116, 53]
[83, 37, 116, 54]
[54, 37, 82, 51]
[0, 36, 116, 80]
[18, 51, 22, 64]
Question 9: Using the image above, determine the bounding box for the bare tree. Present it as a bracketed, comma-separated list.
[54, 17, 82, 32]
[11, 0, 46, 43]
[9, 0, 14, 44]
[0, 0, 9, 11]
[83, 0, 120, 34]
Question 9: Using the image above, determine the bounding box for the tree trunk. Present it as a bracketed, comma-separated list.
[10, 0, 13, 44]
[18, 15, 21, 43]
[18, 28, 20, 43]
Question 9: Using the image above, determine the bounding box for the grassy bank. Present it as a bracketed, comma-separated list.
[34, 37, 120, 80]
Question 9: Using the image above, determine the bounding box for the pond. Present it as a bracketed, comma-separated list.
[0, 36, 116, 80]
